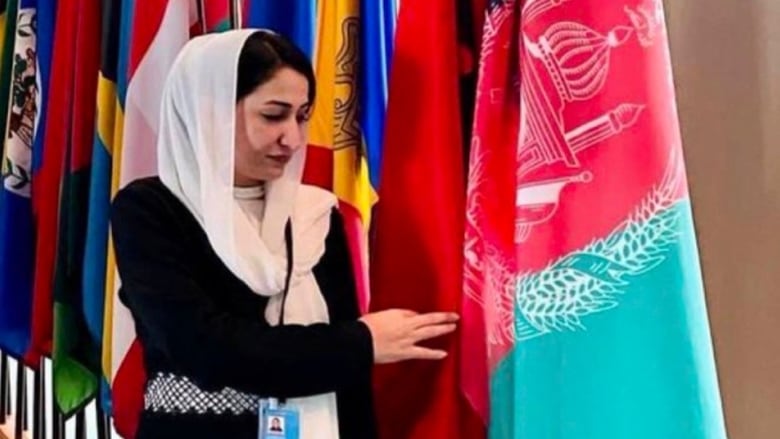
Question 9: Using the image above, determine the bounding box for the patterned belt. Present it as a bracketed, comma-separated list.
[144, 372, 260, 415]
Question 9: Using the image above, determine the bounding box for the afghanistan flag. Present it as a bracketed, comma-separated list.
[462, 1, 728, 437]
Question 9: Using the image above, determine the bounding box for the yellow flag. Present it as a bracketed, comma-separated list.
[310, 0, 375, 226]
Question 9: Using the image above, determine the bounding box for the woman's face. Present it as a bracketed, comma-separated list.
[234, 66, 311, 186]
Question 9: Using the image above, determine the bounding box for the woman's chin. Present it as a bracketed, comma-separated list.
[258, 167, 285, 181]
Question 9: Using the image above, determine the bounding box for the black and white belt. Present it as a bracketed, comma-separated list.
[144, 372, 260, 416]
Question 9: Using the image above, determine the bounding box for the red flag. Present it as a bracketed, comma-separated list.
[470, 0, 488, 47]
[369, 0, 484, 437]
[26, 0, 80, 366]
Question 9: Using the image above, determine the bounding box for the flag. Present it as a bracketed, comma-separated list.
[461, 0, 519, 432]
[0, 0, 34, 360]
[0, 0, 17, 158]
[26, 0, 78, 367]
[469, 0, 488, 48]
[0, 1, 8, 80]
[464, 0, 728, 437]
[203, 0, 229, 32]
[359, 0, 395, 188]
[456, 0, 480, 166]
[29, 0, 54, 208]
[106, 1, 192, 436]
[82, 0, 123, 415]
[51, 0, 102, 416]
[369, 0, 483, 437]
[100, 0, 132, 417]
[245, 0, 315, 58]
[308, 0, 375, 313]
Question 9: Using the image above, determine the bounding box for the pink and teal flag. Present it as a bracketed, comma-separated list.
[463, 1, 727, 437]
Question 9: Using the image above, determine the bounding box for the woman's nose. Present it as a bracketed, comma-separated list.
[279, 118, 305, 150]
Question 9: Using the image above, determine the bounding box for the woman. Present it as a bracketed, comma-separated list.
[110, 29, 458, 439]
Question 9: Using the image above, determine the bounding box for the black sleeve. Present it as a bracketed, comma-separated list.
[110, 183, 374, 399]
[314, 210, 362, 323]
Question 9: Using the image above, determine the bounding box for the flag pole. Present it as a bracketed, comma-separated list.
[96, 400, 109, 439]
[0, 352, 7, 425]
[196, 0, 206, 34]
[52, 363, 64, 439]
[229, 0, 242, 29]
[75, 411, 86, 439]
[14, 361, 25, 439]
[33, 358, 44, 439]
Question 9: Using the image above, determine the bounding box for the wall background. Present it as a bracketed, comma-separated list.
[666, 1, 780, 437]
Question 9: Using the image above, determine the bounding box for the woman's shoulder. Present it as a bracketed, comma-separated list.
[110, 176, 195, 233]
[112, 176, 188, 213]
[113, 176, 171, 203]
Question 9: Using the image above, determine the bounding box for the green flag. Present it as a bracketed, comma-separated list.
[52, 0, 102, 416]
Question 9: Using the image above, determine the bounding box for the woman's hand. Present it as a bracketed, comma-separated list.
[359, 309, 459, 364]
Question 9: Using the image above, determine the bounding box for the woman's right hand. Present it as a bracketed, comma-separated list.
[358, 309, 459, 364]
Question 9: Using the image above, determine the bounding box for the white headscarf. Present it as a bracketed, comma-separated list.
[157, 29, 339, 438]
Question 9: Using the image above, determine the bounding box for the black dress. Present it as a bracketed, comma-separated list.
[110, 177, 377, 439]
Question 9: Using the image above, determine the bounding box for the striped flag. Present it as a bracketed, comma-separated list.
[309, 0, 374, 313]
[100, 0, 133, 417]
[82, 0, 123, 414]
[51, 0, 102, 416]
[463, 0, 728, 437]
[105, 1, 193, 436]
[359, 0, 395, 188]
[0, 0, 34, 361]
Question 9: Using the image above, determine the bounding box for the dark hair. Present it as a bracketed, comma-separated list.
[236, 31, 316, 103]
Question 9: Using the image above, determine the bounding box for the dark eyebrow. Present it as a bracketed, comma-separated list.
[264, 100, 292, 108]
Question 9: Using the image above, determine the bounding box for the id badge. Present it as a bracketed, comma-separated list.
[259, 399, 300, 439]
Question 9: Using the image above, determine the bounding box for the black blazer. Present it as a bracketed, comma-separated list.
[110, 177, 376, 439]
